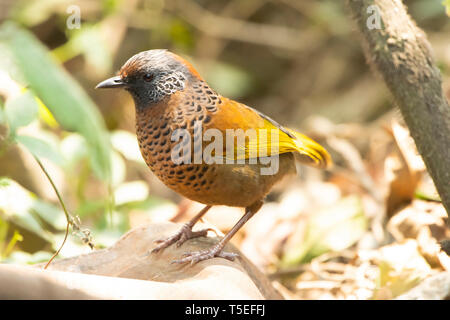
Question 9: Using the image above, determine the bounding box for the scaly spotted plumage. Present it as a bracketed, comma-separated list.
[96, 49, 332, 264]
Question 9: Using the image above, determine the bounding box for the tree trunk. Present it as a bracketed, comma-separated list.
[347, 0, 450, 218]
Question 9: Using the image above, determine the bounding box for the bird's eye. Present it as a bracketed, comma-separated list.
[143, 73, 154, 82]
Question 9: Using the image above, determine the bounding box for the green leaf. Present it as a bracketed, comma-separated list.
[0, 22, 111, 182]
[16, 135, 64, 165]
[443, 0, 450, 16]
[31, 200, 67, 230]
[0, 42, 24, 84]
[4, 91, 38, 133]
[60, 133, 89, 167]
[4, 230, 23, 258]
[75, 199, 106, 218]
[59, 25, 112, 74]
[0, 178, 52, 242]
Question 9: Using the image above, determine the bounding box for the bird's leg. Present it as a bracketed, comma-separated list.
[151, 205, 213, 253]
[172, 201, 263, 264]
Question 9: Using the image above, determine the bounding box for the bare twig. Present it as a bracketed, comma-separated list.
[193, 0, 268, 62]
[33, 156, 72, 269]
[163, 0, 321, 52]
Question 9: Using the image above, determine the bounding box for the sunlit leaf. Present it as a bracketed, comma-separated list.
[0, 178, 52, 242]
[60, 133, 89, 167]
[110, 150, 126, 187]
[4, 230, 23, 258]
[53, 24, 112, 75]
[0, 42, 23, 84]
[4, 91, 38, 133]
[31, 200, 67, 230]
[0, 22, 112, 182]
[111, 130, 144, 163]
[443, 0, 450, 17]
[114, 181, 149, 206]
[16, 135, 64, 165]
[37, 98, 59, 128]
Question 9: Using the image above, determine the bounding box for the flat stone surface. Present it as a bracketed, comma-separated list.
[39, 222, 283, 299]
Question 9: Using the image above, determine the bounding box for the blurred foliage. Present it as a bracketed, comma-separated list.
[0, 22, 112, 181]
[0, 0, 448, 299]
[282, 196, 367, 266]
[444, 0, 450, 16]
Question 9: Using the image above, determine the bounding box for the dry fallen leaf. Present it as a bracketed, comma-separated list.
[372, 240, 433, 299]
[387, 199, 450, 269]
[385, 120, 425, 216]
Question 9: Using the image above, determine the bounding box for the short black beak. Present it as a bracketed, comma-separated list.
[95, 76, 125, 89]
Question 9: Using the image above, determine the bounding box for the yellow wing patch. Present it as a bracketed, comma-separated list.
[206, 97, 332, 169]
[224, 119, 332, 169]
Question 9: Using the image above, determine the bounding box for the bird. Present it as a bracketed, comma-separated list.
[96, 49, 332, 264]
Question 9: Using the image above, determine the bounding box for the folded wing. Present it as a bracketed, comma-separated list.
[204, 97, 332, 169]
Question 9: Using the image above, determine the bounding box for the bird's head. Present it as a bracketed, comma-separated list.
[96, 49, 201, 107]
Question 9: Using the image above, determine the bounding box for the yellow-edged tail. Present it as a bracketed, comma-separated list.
[285, 128, 332, 169]
[230, 118, 332, 169]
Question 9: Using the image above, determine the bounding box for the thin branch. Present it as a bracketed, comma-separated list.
[164, 0, 322, 52]
[33, 156, 71, 269]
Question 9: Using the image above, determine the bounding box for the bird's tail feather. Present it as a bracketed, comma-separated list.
[229, 120, 332, 169]
[285, 128, 332, 169]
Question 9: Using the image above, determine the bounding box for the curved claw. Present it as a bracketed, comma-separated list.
[171, 248, 239, 265]
[150, 225, 211, 254]
[181, 251, 193, 257]
[151, 245, 165, 254]
[221, 252, 238, 261]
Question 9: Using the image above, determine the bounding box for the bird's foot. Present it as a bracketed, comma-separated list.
[171, 245, 239, 265]
[151, 223, 214, 253]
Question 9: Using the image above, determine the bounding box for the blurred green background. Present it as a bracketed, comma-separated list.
[0, 0, 449, 298]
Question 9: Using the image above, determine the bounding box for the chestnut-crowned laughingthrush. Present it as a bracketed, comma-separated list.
[97, 49, 331, 264]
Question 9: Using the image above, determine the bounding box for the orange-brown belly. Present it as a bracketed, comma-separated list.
[139, 139, 296, 208]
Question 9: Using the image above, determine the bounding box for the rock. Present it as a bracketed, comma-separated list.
[26, 222, 282, 299]
[0, 264, 96, 299]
